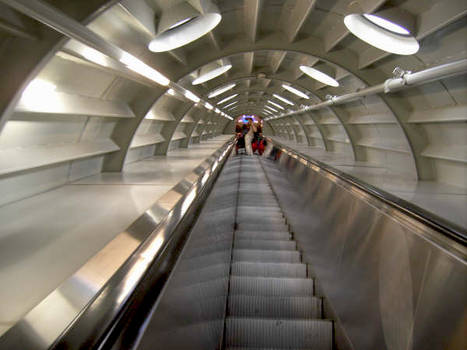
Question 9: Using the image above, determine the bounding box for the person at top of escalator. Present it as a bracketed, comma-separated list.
[235, 120, 247, 155]
[244, 119, 256, 155]
[252, 122, 265, 155]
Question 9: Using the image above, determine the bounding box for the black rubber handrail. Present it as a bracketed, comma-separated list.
[272, 139, 467, 246]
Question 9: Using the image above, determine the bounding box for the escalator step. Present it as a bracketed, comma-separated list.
[230, 276, 313, 297]
[233, 249, 300, 263]
[237, 223, 289, 231]
[235, 239, 296, 251]
[235, 231, 290, 240]
[228, 295, 322, 319]
[231, 262, 306, 278]
[236, 215, 285, 224]
[225, 317, 332, 349]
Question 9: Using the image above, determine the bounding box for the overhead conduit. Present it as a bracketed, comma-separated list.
[269, 58, 467, 119]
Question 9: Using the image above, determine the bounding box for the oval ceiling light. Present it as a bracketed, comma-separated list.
[265, 105, 278, 113]
[344, 13, 419, 55]
[223, 101, 238, 109]
[282, 84, 309, 99]
[148, 2, 222, 52]
[273, 94, 294, 105]
[217, 94, 238, 105]
[300, 65, 339, 87]
[192, 60, 232, 85]
[267, 100, 285, 110]
[208, 83, 236, 98]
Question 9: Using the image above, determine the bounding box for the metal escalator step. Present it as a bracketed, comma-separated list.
[228, 295, 322, 319]
[171, 263, 230, 287]
[237, 206, 281, 211]
[236, 215, 285, 224]
[235, 231, 290, 240]
[235, 239, 296, 251]
[233, 249, 300, 263]
[226, 317, 332, 349]
[231, 262, 306, 278]
[238, 223, 289, 231]
[230, 276, 313, 297]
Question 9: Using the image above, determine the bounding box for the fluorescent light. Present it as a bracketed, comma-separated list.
[273, 94, 294, 105]
[282, 84, 309, 99]
[120, 52, 170, 86]
[192, 64, 232, 85]
[344, 14, 419, 55]
[205, 102, 213, 110]
[363, 14, 410, 35]
[214, 108, 221, 114]
[81, 46, 107, 66]
[267, 100, 285, 110]
[167, 89, 175, 96]
[300, 66, 339, 87]
[264, 105, 278, 113]
[208, 83, 236, 98]
[149, 12, 222, 52]
[184, 90, 200, 103]
[217, 94, 238, 105]
[223, 101, 238, 109]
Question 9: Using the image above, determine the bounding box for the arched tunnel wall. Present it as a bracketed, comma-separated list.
[0, 0, 465, 342]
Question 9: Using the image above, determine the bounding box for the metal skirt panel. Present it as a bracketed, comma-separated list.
[265, 150, 466, 350]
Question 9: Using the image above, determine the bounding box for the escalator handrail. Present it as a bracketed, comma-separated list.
[272, 139, 467, 246]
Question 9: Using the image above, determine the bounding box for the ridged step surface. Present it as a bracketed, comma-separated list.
[235, 239, 296, 250]
[230, 276, 313, 297]
[231, 262, 306, 278]
[235, 230, 290, 240]
[233, 249, 300, 263]
[226, 318, 332, 349]
[237, 223, 289, 231]
[229, 295, 322, 319]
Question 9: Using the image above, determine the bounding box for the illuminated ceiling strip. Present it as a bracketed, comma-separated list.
[267, 100, 285, 110]
[282, 84, 309, 99]
[217, 94, 238, 105]
[273, 93, 294, 105]
[208, 83, 236, 98]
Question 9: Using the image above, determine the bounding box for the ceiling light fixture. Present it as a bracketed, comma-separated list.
[192, 63, 232, 85]
[267, 100, 285, 110]
[205, 102, 213, 110]
[120, 52, 170, 86]
[217, 94, 238, 105]
[167, 88, 175, 96]
[184, 90, 200, 103]
[208, 83, 236, 98]
[300, 65, 339, 87]
[344, 13, 419, 55]
[273, 94, 294, 105]
[282, 84, 309, 99]
[223, 101, 238, 109]
[264, 105, 278, 113]
[148, 2, 222, 52]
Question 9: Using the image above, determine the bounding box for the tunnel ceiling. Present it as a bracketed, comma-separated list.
[0, 0, 466, 194]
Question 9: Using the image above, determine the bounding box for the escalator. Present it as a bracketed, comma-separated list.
[134, 155, 333, 349]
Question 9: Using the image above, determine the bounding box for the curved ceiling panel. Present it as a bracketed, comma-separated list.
[0, 0, 465, 194]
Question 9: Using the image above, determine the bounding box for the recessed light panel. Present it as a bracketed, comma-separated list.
[344, 14, 419, 55]
[282, 84, 309, 99]
[273, 94, 294, 105]
[208, 83, 236, 98]
[217, 94, 238, 105]
[149, 2, 222, 52]
[192, 64, 232, 85]
[267, 100, 285, 110]
[299, 66, 339, 87]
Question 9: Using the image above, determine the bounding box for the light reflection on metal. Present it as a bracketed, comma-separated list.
[0, 137, 235, 348]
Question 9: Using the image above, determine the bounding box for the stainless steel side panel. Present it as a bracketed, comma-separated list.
[267, 147, 467, 350]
